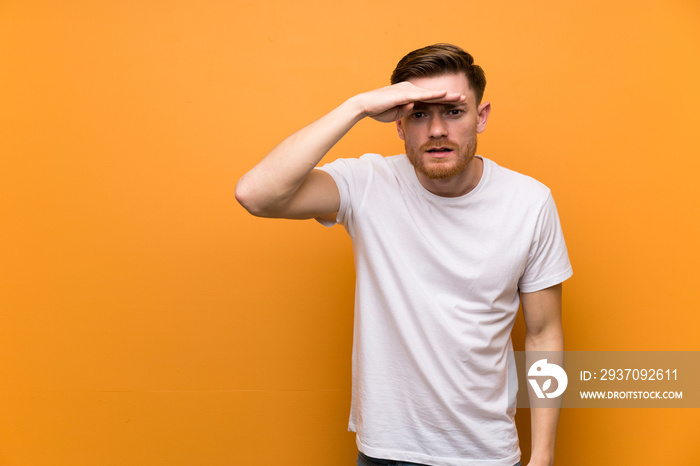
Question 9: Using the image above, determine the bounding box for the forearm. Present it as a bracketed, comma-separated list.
[522, 285, 564, 466]
[526, 329, 563, 466]
[235, 96, 365, 215]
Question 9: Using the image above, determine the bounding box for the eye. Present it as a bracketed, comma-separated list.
[447, 109, 464, 117]
[411, 111, 427, 119]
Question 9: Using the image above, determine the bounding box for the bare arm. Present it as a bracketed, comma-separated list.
[521, 284, 564, 466]
[234, 83, 466, 219]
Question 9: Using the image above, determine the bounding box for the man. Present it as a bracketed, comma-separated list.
[236, 43, 572, 466]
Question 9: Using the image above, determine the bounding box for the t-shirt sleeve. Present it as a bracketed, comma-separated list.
[314, 155, 375, 237]
[518, 192, 573, 293]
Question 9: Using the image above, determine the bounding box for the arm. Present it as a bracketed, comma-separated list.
[521, 283, 564, 466]
[234, 83, 466, 219]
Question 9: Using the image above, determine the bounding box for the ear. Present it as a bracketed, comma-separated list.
[476, 101, 491, 134]
[396, 119, 405, 141]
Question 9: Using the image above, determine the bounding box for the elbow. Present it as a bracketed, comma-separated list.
[235, 176, 281, 218]
[235, 177, 264, 217]
[526, 326, 564, 352]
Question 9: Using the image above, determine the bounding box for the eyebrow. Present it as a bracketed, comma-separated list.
[413, 102, 467, 111]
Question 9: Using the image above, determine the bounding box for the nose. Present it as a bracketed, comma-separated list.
[429, 115, 448, 138]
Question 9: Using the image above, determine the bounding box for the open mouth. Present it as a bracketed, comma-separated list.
[425, 147, 454, 157]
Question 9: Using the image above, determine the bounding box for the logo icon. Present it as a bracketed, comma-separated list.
[527, 359, 568, 398]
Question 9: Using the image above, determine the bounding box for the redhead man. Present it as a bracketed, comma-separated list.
[236, 43, 572, 466]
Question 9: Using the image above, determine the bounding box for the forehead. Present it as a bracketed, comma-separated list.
[406, 72, 475, 101]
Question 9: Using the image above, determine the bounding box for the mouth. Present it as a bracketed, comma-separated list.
[425, 147, 454, 157]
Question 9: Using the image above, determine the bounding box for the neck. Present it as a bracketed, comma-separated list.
[415, 156, 484, 197]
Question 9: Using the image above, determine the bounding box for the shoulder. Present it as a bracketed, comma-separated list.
[319, 153, 382, 170]
[318, 153, 407, 177]
[483, 157, 552, 204]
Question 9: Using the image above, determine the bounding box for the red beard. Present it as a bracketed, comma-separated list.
[406, 137, 477, 180]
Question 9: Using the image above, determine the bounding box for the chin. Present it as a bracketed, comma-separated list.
[417, 155, 472, 180]
[421, 164, 465, 180]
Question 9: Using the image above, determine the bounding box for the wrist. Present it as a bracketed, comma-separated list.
[527, 452, 554, 466]
[342, 94, 371, 121]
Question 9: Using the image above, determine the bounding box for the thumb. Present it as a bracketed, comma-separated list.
[394, 102, 415, 121]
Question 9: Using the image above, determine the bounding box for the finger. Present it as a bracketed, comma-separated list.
[419, 91, 466, 103]
[409, 89, 448, 102]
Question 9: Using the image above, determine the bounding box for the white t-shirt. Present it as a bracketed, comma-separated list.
[317, 154, 572, 466]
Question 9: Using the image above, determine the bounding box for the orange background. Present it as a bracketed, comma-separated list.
[2, 0, 699, 464]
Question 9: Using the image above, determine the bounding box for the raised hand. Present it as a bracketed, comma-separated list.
[354, 81, 466, 123]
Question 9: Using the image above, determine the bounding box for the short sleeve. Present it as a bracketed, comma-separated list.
[518, 193, 573, 293]
[314, 155, 376, 238]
